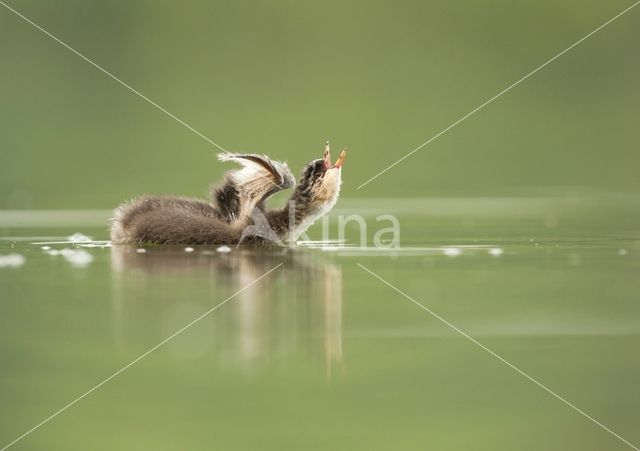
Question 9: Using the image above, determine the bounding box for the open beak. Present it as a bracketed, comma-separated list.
[334, 148, 346, 169]
[323, 142, 346, 170]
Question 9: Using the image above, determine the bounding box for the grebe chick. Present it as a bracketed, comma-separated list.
[110, 143, 346, 245]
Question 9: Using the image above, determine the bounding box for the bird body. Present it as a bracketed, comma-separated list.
[110, 144, 345, 245]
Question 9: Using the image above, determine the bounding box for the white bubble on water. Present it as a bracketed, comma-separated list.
[67, 232, 93, 242]
[62, 249, 94, 267]
[216, 246, 232, 253]
[489, 248, 504, 257]
[184, 247, 195, 253]
[44, 248, 94, 267]
[0, 253, 25, 268]
[443, 247, 461, 257]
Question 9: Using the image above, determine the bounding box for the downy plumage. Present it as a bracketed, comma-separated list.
[110, 143, 346, 245]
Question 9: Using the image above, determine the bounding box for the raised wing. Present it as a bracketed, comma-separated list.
[212, 153, 295, 222]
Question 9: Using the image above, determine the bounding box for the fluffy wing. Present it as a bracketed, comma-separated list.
[212, 153, 295, 222]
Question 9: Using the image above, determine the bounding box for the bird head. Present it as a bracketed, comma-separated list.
[293, 142, 346, 217]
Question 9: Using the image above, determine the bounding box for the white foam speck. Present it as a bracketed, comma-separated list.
[136, 248, 147, 253]
[44, 248, 94, 267]
[216, 246, 232, 253]
[78, 241, 111, 248]
[184, 247, 195, 253]
[443, 247, 461, 257]
[67, 232, 93, 242]
[489, 248, 504, 256]
[320, 246, 342, 252]
[0, 253, 26, 268]
[41, 246, 51, 251]
[618, 249, 628, 256]
[62, 249, 93, 267]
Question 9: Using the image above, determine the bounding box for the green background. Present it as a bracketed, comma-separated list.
[1, 0, 639, 209]
[2, 3, 640, 449]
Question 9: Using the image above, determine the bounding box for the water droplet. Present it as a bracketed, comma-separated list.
[67, 232, 92, 243]
[443, 247, 461, 257]
[489, 248, 503, 256]
[0, 253, 25, 268]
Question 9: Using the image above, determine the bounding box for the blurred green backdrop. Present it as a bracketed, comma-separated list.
[1, 0, 639, 209]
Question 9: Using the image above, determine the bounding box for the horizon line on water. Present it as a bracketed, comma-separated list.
[1, 194, 640, 227]
[0, 193, 640, 228]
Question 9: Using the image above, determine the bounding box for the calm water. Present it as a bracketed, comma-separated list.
[1, 197, 639, 450]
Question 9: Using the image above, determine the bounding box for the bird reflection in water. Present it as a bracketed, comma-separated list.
[110, 245, 342, 376]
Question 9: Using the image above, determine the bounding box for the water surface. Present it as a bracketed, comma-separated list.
[1, 197, 639, 450]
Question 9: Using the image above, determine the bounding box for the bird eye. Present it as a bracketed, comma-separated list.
[300, 159, 326, 189]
